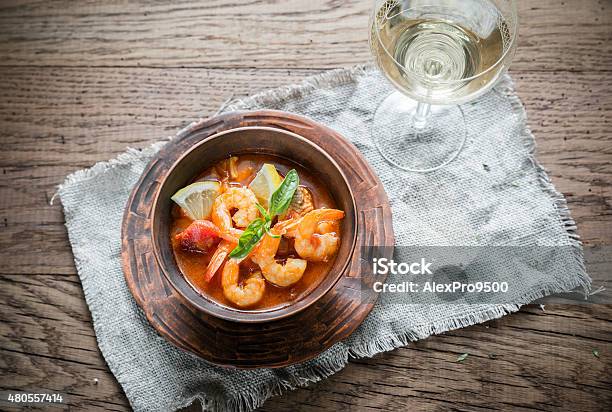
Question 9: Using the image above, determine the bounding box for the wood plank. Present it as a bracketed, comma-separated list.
[1, 275, 610, 411]
[0, 0, 610, 71]
[0, 274, 129, 411]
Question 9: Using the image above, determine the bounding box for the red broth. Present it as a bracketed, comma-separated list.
[170, 154, 340, 310]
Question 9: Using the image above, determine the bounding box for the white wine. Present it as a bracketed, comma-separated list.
[368, 0, 517, 172]
[371, 4, 511, 104]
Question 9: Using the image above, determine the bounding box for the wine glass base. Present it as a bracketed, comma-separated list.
[372, 91, 467, 172]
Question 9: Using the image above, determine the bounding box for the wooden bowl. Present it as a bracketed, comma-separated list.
[121, 110, 394, 367]
[151, 126, 357, 323]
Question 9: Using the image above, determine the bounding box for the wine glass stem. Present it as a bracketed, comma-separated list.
[413, 101, 431, 130]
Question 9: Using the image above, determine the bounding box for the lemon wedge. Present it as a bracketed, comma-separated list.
[171, 181, 221, 220]
[248, 164, 283, 208]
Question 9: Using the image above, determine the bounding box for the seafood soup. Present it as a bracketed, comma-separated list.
[170, 154, 345, 310]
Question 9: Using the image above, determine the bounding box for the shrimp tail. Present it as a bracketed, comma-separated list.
[203, 248, 228, 282]
[203, 240, 235, 282]
[293, 208, 345, 262]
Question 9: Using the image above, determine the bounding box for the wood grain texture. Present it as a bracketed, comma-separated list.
[0, 0, 610, 71]
[0, 0, 611, 410]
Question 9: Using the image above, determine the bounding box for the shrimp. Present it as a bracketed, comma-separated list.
[203, 239, 234, 282]
[251, 219, 307, 287]
[211, 187, 259, 231]
[290, 208, 345, 262]
[221, 258, 265, 308]
[316, 221, 338, 235]
[259, 257, 307, 288]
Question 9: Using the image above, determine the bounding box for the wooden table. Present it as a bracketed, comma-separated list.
[1, 0, 610, 410]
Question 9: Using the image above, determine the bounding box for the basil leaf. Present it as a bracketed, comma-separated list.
[254, 202, 270, 221]
[229, 218, 266, 259]
[264, 220, 281, 238]
[269, 169, 299, 217]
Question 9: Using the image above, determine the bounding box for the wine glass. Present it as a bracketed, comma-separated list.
[369, 0, 518, 172]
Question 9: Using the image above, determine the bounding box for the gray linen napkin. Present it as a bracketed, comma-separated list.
[58, 65, 590, 412]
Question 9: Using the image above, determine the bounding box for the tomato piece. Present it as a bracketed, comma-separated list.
[175, 220, 220, 253]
